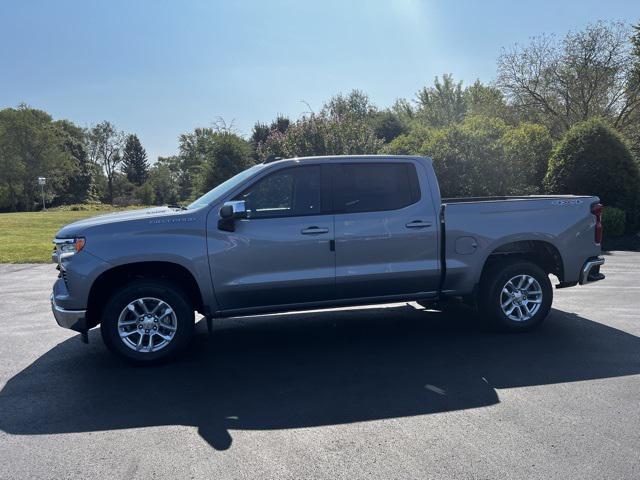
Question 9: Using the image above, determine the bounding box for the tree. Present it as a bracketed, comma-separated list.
[626, 21, 640, 157]
[411, 76, 515, 129]
[148, 160, 179, 205]
[501, 123, 552, 194]
[0, 120, 25, 211]
[258, 112, 383, 159]
[497, 21, 640, 135]
[390, 98, 416, 124]
[0, 105, 77, 211]
[201, 132, 254, 191]
[386, 117, 552, 197]
[53, 119, 97, 204]
[322, 90, 375, 121]
[257, 91, 383, 159]
[464, 80, 514, 122]
[250, 122, 271, 147]
[370, 110, 407, 143]
[420, 116, 509, 197]
[169, 125, 255, 200]
[630, 21, 640, 94]
[271, 115, 290, 134]
[176, 127, 218, 200]
[383, 124, 435, 156]
[135, 181, 155, 205]
[121, 134, 149, 186]
[415, 74, 467, 127]
[544, 118, 640, 231]
[250, 115, 290, 157]
[87, 121, 124, 204]
[111, 171, 136, 205]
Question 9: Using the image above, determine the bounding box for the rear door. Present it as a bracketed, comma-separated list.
[332, 161, 440, 299]
[208, 164, 336, 310]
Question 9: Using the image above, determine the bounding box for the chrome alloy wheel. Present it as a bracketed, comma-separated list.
[117, 297, 177, 353]
[500, 274, 543, 322]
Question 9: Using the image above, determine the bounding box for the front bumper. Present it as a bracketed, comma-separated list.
[51, 293, 87, 332]
[579, 257, 605, 285]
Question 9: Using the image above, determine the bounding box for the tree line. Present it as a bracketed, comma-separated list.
[1, 20, 639, 232]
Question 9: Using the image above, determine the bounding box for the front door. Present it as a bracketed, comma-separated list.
[207, 164, 335, 311]
[332, 161, 440, 299]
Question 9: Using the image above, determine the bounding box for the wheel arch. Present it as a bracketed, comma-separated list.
[86, 261, 204, 329]
[479, 240, 564, 286]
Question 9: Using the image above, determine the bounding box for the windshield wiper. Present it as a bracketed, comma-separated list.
[167, 204, 188, 211]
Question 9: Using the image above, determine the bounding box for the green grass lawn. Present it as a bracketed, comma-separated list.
[0, 205, 146, 263]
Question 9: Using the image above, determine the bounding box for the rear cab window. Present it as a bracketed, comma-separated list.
[332, 162, 421, 214]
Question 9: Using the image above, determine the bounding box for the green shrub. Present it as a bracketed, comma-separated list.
[386, 118, 552, 198]
[420, 116, 508, 197]
[544, 118, 640, 232]
[384, 125, 434, 155]
[502, 123, 553, 194]
[602, 207, 626, 238]
[136, 182, 155, 205]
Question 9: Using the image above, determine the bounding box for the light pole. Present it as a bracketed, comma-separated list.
[37, 177, 46, 211]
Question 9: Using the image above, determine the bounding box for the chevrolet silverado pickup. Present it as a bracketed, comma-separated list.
[51, 155, 605, 363]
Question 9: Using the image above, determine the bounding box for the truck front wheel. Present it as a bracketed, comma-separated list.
[479, 260, 552, 331]
[100, 279, 194, 363]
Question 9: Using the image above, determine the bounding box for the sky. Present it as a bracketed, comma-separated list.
[1, 0, 638, 162]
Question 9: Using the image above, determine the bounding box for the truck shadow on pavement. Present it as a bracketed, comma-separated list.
[1, 305, 639, 451]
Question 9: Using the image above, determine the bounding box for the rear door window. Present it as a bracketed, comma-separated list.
[333, 163, 421, 214]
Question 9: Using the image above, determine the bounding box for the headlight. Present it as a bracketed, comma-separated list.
[52, 237, 86, 264]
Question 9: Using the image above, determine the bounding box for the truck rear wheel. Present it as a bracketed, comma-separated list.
[100, 279, 194, 363]
[479, 260, 552, 331]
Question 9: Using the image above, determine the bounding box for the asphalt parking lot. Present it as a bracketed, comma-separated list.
[1, 252, 639, 480]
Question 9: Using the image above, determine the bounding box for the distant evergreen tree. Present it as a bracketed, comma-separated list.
[121, 134, 149, 186]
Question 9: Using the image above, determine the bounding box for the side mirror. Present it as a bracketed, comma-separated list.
[219, 204, 234, 219]
[218, 201, 247, 231]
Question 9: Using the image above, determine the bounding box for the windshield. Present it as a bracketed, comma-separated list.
[187, 164, 265, 210]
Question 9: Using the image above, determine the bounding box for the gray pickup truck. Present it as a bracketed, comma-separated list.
[51, 155, 605, 363]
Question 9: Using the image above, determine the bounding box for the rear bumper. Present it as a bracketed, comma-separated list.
[51, 294, 87, 332]
[579, 257, 605, 285]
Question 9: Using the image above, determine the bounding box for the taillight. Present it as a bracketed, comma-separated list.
[591, 203, 603, 244]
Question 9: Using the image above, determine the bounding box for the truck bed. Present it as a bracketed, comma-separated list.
[439, 194, 600, 295]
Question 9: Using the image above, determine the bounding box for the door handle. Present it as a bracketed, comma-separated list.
[405, 220, 432, 228]
[301, 226, 329, 235]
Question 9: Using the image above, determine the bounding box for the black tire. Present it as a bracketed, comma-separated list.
[100, 279, 194, 364]
[479, 260, 552, 331]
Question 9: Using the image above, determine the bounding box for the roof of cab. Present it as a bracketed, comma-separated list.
[262, 154, 432, 166]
